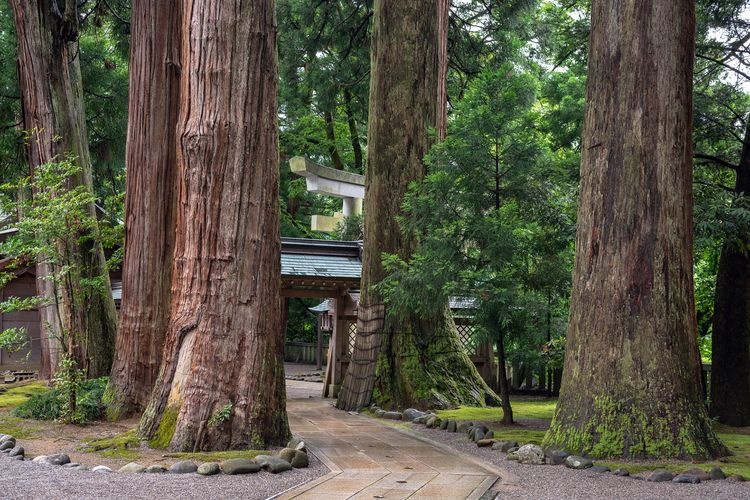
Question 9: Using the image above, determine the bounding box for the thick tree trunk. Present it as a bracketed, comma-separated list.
[11, 0, 117, 378]
[105, 0, 181, 419]
[710, 123, 750, 426]
[336, 0, 498, 411]
[543, 0, 727, 459]
[138, 0, 289, 451]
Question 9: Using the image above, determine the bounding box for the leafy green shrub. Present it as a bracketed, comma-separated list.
[14, 377, 109, 424]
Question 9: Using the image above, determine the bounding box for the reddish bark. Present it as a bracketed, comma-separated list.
[139, 0, 288, 450]
[105, 0, 181, 419]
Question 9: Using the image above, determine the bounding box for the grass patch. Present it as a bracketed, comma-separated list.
[81, 429, 142, 461]
[487, 428, 547, 445]
[0, 382, 50, 409]
[0, 414, 42, 439]
[82, 429, 140, 452]
[436, 397, 557, 423]
[164, 450, 266, 462]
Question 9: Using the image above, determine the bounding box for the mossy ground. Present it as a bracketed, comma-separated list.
[433, 396, 750, 478]
[0, 382, 50, 409]
[81, 429, 142, 460]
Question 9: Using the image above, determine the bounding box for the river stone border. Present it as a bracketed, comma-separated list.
[365, 407, 746, 487]
[0, 433, 310, 477]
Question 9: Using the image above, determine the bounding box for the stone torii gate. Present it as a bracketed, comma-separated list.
[289, 156, 364, 233]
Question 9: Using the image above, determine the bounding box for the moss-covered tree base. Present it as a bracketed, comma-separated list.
[373, 311, 501, 410]
[543, 394, 728, 460]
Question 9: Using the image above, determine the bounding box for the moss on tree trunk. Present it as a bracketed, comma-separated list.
[336, 0, 498, 411]
[543, 0, 727, 459]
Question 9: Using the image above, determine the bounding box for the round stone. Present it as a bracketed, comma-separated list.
[647, 470, 675, 482]
[169, 460, 198, 474]
[290, 451, 309, 468]
[145, 465, 167, 473]
[516, 444, 545, 465]
[119, 462, 147, 473]
[221, 458, 260, 475]
[197, 462, 220, 476]
[256, 455, 293, 473]
[564, 455, 593, 470]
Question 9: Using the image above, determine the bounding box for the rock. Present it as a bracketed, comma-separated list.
[507, 446, 519, 453]
[709, 467, 726, 480]
[517, 444, 545, 465]
[221, 458, 260, 475]
[256, 455, 293, 473]
[493, 440, 520, 453]
[0, 435, 14, 445]
[484, 430, 494, 440]
[119, 462, 147, 473]
[383, 411, 403, 420]
[0, 440, 15, 451]
[290, 451, 309, 468]
[613, 468, 630, 477]
[457, 421, 474, 433]
[426, 416, 441, 428]
[446, 420, 457, 433]
[375, 409, 386, 418]
[11, 454, 24, 461]
[62, 462, 82, 468]
[439, 419, 449, 430]
[145, 465, 167, 473]
[506, 451, 519, 461]
[403, 408, 425, 422]
[370, 404, 381, 412]
[673, 474, 701, 484]
[287, 437, 307, 452]
[564, 455, 593, 470]
[33, 453, 70, 466]
[68, 465, 88, 471]
[278, 448, 297, 463]
[727, 474, 746, 482]
[413, 415, 429, 424]
[682, 468, 710, 481]
[647, 470, 675, 482]
[476, 439, 494, 447]
[8, 445, 23, 458]
[544, 449, 568, 465]
[469, 426, 489, 442]
[92, 465, 112, 473]
[169, 460, 198, 474]
[590, 465, 610, 473]
[197, 462, 220, 476]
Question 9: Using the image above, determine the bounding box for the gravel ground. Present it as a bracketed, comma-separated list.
[410, 424, 750, 500]
[0, 450, 328, 500]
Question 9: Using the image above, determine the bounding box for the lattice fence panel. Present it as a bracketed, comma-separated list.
[456, 323, 477, 353]
[347, 321, 357, 355]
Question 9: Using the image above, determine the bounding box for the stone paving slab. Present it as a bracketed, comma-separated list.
[278, 380, 518, 499]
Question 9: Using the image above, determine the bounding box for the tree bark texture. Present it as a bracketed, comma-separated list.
[11, 0, 118, 378]
[138, 0, 289, 451]
[543, 0, 727, 458]
[336, 0, 499, 411]
[710, 122, 750, 426]
[105, 0, 181, 419]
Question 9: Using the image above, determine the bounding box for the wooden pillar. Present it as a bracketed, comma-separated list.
[316, 320, 323, 371]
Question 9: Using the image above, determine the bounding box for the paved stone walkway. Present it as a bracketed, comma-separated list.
[280, 379, 518, 499]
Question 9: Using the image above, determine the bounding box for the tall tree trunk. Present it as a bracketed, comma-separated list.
[343, 88, 363, 173]
[11, 0, 117, 378]
[336, 0, 498, 411]
[105, 0, 181, 420]
[138, 0, 288, 451]
[496, 335, 513, 424]
[543, 0, 727, 458]
[323, 109, 346, 170]
[710, 122, 750, 426]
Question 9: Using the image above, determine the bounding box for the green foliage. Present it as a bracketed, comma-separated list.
[208, 403, 233, 427]
[13, 375, 108, 424]
[334, 213, 364, 241]
[53, 355, 85, 424]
